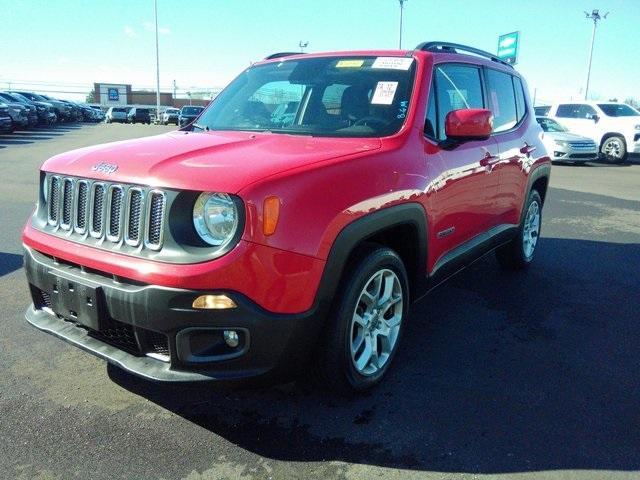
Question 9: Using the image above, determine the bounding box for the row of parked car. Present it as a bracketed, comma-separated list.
[104, 105, 205, 127]
[534, 101, 640, 163]
[0, 91, 105, 132]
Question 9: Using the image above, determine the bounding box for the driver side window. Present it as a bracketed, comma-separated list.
[433, 64, 484, 140]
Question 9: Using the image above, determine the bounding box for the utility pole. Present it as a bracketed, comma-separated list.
[299, 41, 308, 53]
[173, 80, 177, 101]
[398, 0, 407, 49]
[154, 0, 161, 116]
[583, 9, 609, 101]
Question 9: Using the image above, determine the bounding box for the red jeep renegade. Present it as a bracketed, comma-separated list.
[23, 43, 550, 391]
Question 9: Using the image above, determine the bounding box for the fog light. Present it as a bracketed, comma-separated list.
[223, 330, 240, 348]
[192, 294, 237, 309]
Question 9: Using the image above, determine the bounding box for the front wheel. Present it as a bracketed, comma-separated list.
[496, 189, 543, 270]
[315, 245, 409, 392]
[601, 135, 627, 163]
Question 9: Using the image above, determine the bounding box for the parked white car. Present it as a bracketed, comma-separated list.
[105, 107, 129, 124]
[536, 116, 598, 163]
[542, 102, 640, 163]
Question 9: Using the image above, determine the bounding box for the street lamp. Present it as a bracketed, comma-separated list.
[398, 0, 407, 49]
[154, 0, 161, 118]
[299, 41, 309, 53]
[583, 9, 609, 101]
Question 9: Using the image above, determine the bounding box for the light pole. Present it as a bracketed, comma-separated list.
[583, 9, 609, 101]
[154, 0, 161, 117]
[299, 41, 308, 53]
[398, 0, 407, 49]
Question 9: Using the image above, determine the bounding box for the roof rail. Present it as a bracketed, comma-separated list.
[415, 41, 513, 68]
[264, 52, 304, 60]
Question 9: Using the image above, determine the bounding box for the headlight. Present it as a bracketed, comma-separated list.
[12, 108, 21, 113]
[634, 124, 640, 131]
[554, 140, 569, 147]
[192, 193, 239, 246]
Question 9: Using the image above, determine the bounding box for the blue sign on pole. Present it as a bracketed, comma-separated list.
[497, 31, 520, 65]
[108, 88, 119, 101]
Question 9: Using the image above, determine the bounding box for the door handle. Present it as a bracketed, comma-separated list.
[520, 143, 536, 157]
[480, 152, 499, 167]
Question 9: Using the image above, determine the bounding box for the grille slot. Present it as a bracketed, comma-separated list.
[106, 186, 124, 241]
[146, 331, 170, 359]
[60, 178, 74, 229]
[74, 181, 89, 233]
[125, 189, 143, 246]
[43, 174, 166, 251]
[90, 183, 106, 237]
[146, 191, 165, 250]
[48, 176, 61, 225]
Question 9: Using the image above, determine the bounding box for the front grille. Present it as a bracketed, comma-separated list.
[44, 174, 167, 251]
[147, 331, 170, 357]
[568, 153, 598, 159]
[146, 191, 165, 249]
[92, 317, 138, 354]
[47, 176, 61, 224]
[107, 186, 124, 241]
[568, 142, 597, 150]
[91, 183, 106, 237]
[61, 179, 73, 229]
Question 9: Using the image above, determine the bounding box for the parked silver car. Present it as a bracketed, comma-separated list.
[536, 116, 598, 163]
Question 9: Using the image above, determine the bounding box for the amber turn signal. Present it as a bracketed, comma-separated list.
[192, 294, 237, 309]
[263, 196, 281, 236]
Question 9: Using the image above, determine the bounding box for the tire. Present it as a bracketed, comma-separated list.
[315, 244, 409, 393]
[601, 135, 627, 163]
[496, 190, 543, 270]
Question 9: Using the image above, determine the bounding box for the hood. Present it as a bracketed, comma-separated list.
[42, 130, 382, 193]
[544, 131, 595, 142]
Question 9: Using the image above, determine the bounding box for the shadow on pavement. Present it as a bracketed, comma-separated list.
[110, 237, 640, 474]
[0, 252, 23, 277]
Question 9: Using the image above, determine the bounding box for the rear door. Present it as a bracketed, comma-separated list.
[424, 63, 500, 270]
[485, 68, 531, 226]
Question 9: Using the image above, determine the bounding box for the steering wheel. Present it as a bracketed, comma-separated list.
[353, 116, 388, 129]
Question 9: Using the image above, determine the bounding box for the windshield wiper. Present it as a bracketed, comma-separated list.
[192, 123, 209, 131]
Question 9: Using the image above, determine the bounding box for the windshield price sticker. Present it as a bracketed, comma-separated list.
[336, 59, 365, 68]
[371, 81, 398, 105]
[371, 57, 413, 70]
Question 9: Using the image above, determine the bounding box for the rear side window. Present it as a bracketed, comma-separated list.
[556, 104, 597, 119]
[513, 76, 527, 122]
[486, 69, 517, 133]
[433, 64, 484, 139]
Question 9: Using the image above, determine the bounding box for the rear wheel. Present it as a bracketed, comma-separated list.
[315, 245, 409, 393]
[601, 135, 627, 163]
[496, 190, 542, 270]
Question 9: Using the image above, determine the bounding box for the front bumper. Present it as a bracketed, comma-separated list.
[0, 117, 11, 132]
[24, 246, 323, 383]
[551, 147, 598, 162]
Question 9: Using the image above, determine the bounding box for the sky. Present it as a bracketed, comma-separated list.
[2, 0, 639, 104]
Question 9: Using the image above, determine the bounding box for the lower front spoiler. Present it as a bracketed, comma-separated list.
[26, 305, 229, 382]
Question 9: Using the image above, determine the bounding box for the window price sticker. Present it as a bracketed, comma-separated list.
[371, 57, 413, 70]
[371, 81, 398, 105]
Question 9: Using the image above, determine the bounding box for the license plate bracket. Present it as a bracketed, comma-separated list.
[50, 275, 102, 331]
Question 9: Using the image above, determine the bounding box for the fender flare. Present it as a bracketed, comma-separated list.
[314, 202, 428, 312]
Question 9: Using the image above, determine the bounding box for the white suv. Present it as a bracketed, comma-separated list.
[543, 102, 640, 163]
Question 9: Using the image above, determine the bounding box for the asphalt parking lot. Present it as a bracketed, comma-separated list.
[1, 124, 639, 480]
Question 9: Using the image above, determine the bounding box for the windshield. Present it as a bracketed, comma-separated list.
[182, 106, 204, 115]
[193, 56, 416, 137]
[597, 103, 640, 117]
[536, 117, 568, 132]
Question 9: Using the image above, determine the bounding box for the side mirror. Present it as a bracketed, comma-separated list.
[592, 114, 600, 123]
[445, 108, 493, 140]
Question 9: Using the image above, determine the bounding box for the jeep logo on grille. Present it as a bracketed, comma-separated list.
[91, 163, 118, 174]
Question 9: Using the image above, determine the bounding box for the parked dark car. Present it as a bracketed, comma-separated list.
[12, 91, 71, 121]
[0, 103, 13, 132]
[127, 107, 151, 124]
[5, 92, 56, 125]
[0, 92, 38, 127]
[178, 105, 204, 126]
